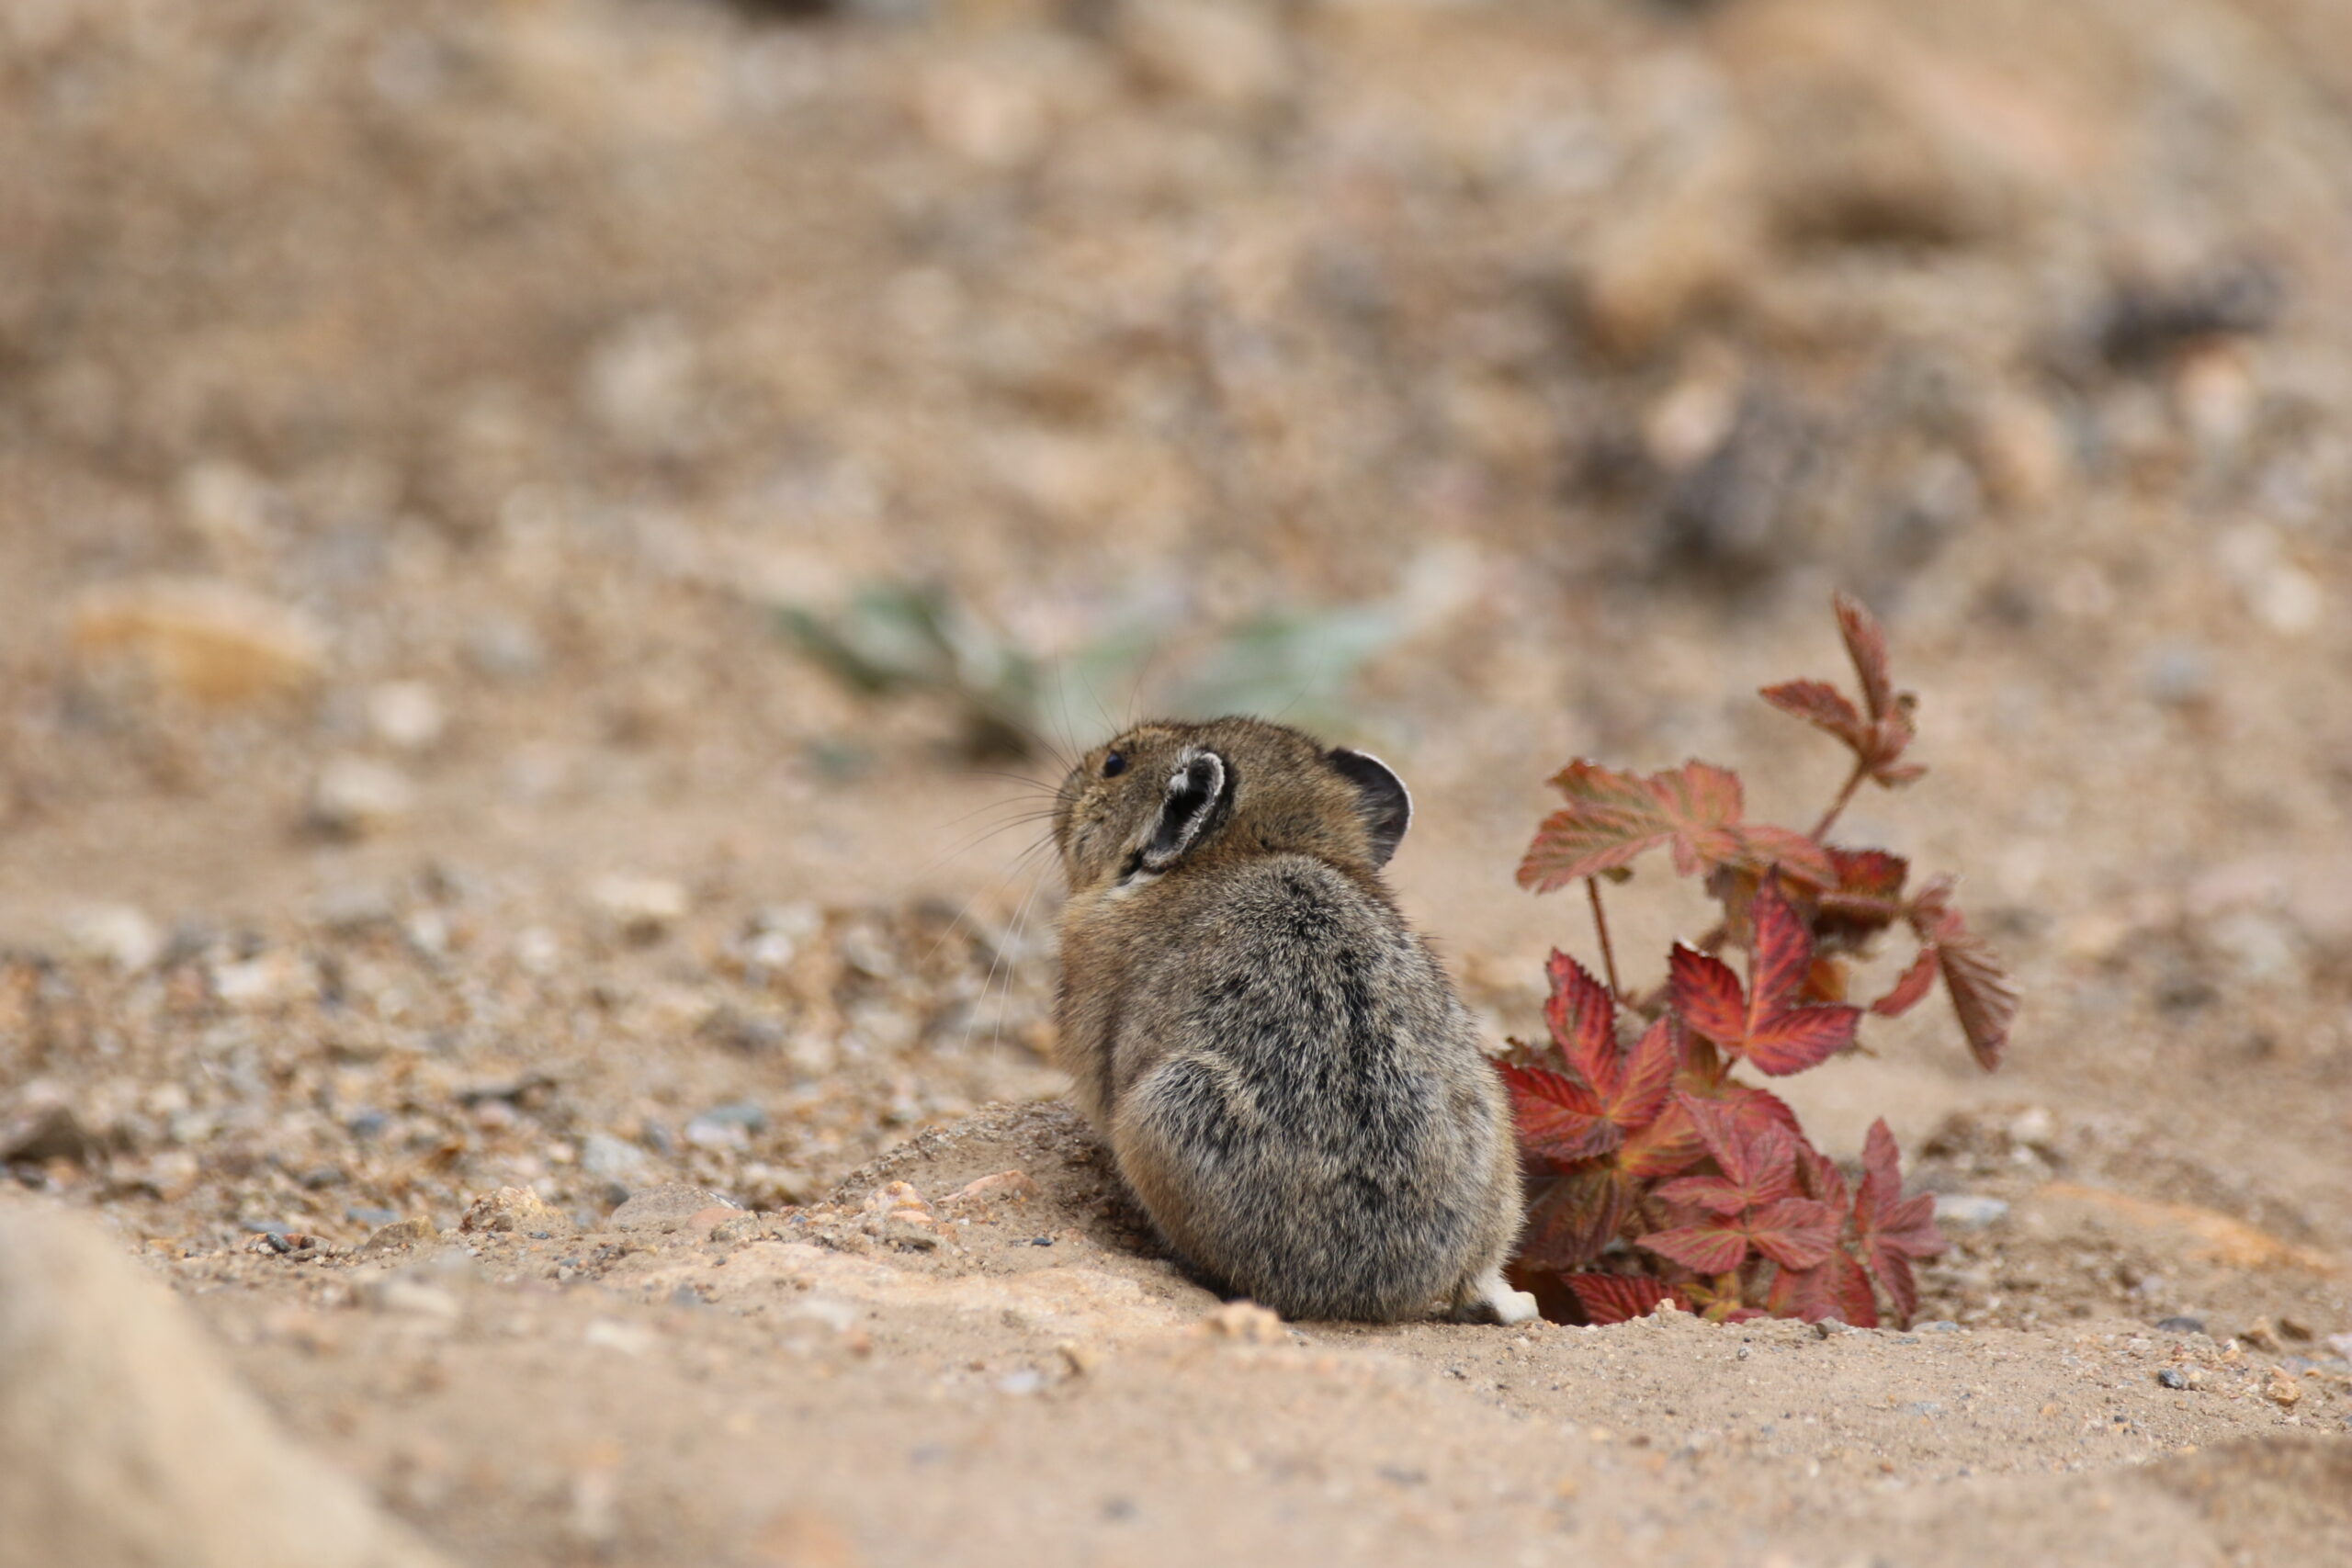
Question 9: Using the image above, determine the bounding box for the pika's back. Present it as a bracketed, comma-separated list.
[1047, 717, 1529, 1323]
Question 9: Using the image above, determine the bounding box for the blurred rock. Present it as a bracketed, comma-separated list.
[1581, 148, 1761, 359]
[366, 682, 448, 751]
[1116, 0, 1291, 111]
[70, 579, 327, 705]
[943, 1170, 1041, 1207]
[591, 874, 689, 942]
[0, 1206, 451, 1568]
[583, 315, 702, 456]
[362, 1217, 439, 1254]
[582, 1133, 655, 1195]
[1933, 1194, 2010, 1230]
[910, 59, 1050, 167]
[310, 757, 418, 839]
[465, 616, 544, 680]
[361, 1273, 463, 1323]
[611, 1183, 742, 1234]
[2142, 641, 2212, 706]
[2096, 258, 2283, 371]
[458, 1187, 573, 1237]
[55, 905, 163, 974]
[211, 950, 315, 1009]
[2200, 908, 2307, 988]
[0, 1103, 100, 1168]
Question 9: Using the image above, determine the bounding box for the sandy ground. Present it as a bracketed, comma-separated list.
[3, 0, 2350, 1562]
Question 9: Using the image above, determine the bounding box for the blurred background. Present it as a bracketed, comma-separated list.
[2, 0, 2347, 1290]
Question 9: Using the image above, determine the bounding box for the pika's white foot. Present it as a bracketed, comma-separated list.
[1457, 1269, 1540, 1325]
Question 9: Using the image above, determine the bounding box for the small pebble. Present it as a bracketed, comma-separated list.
[1933, 1194, 2011, 1230]
[2154, 1315, 2208, 1336]
[2157, 1368, 2189, 1390]
[361, 1217, 437, 1254]
[309, 756, 417, 838]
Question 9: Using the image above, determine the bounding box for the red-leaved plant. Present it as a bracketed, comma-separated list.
[1503, 594, 2018, 1327]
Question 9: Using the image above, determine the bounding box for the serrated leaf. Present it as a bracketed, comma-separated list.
[1854, 1119, 1947, 1326]
[1616, 1094, 1706, 1179]
[1907, 880, 2019, 1071]
[1668, 882, 1861, 1077]
[1768, 1248, 1879, 1326]
[1668, 944, 1746, 1045]
[1518, 761, 1836, 892]
[1760, 679, 1868, 750]
[1835, 592, 1898, 723]
[1637, 1221, 1752, 1276]
[1681, 1094, 1798, 1199]
[1517, 1161, 1629, 1271]
[1543, 952, 1618, 1089]
[1743, 1198, 1843, 1270]
[1498, 1064, 1620, 1163]
[1565, 1274, 1690, 1325]
[1767, 594, 1924, 789]
[1871, 945, 1940, 1018]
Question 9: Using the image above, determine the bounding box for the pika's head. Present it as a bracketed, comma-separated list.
[1053, 716, 1411, 895]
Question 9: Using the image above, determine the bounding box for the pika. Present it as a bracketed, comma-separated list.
[1051, 716, 1536, 1325]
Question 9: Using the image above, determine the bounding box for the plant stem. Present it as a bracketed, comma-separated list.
[1810, 757, 1871, 842]
[1585, 877, 1623, 1000]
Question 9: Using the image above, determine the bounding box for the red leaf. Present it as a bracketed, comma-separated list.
[1718, 1083, 1804, 1140]
[1749, 879, 1816, 1017]
[1498, 1064, 1620, 1163]
[1565, 1274, 1690, 1325]
[1744, 827, 1840, 889]
[1743, 1198, 1842, 1270]
[1853, 1119, 1947, 1325]
[1746, 1009, 1860, 1076]
[1832, 849, 1910, 904]
[1668, 944, 1746, 1044]
[1613, 1017, 1683, 1131]
[1680, 1095, 1798, 1201]
[1517, 1162, 1629, 1271]
[1767, 594, 1923, 789]
[1616, 1094, 1706, 1179]
[1760, 679, 1867, 749]
[1525, 964, 1683, 1145]
[1871, 945, 1940, 1018]
[1907, 880, 2019, 1071]
[1668, 883, 1861, 1077]
[1655, 1171, 1754, 1216]
[1835, 592, 1899, 725]
[1637, 1221, 1751, 1276]
[1816, 848, 1913, 947]
[1518, 761, 1837, 892]
[1769, 1249, 1879, 1326]
[1793, 1138, 1851, 1213]
[1543, 952, 1618, 1089]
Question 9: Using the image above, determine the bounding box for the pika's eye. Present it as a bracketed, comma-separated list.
[1102, 751, 1127, 778]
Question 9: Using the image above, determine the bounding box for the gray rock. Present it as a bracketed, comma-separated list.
[0, 1205, 452, 1568]
[457, 1186, 572, 1237]
[609, 1182, 742, 1234]
[581, 1132, 653, 1188]
[0, 1104, 100, 1168]
[1932, 1194, 2011, 1230]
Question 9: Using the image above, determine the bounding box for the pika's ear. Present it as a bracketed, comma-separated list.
[1326, 747, 1411, 865]
[1140, 748, 1231, 872]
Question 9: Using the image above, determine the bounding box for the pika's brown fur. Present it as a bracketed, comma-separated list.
[1052, 717, 1534, 1324]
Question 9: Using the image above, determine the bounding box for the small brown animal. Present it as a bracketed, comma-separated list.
[1052, 716, 1534, 1324]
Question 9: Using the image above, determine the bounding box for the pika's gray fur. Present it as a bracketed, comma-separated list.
[1051, 716, 1534, 1324]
